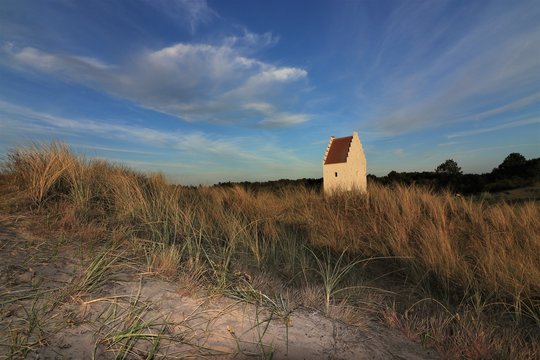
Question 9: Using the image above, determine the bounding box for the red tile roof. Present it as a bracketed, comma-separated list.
[324, 136, 352, 164]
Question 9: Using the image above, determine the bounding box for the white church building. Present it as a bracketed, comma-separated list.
[322, 131, 367, 195]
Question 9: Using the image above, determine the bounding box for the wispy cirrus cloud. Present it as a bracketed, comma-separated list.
[6, 44, 114, 82]
[257, 113, 308, 128]
[142, 0, 217, 33]
[447, 143, 539, 157]
[452, 93, 540, 123]
[224, 28, 279, 51]
[363, 0, 540, 135]
[0, 100, 313, 170]
[437, 141, 458, 147]
[393, 148, 405, 157]
[2, 32, 308, 127]
[243, 102, 309, 128]
[70, 144, 164, 156]
[447, 116, 540, 139]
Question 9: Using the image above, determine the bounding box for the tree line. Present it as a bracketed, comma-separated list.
[373, 153, 539, 194]
[215, 153, 540, 195]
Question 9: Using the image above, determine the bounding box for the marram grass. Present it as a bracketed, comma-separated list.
[1, 143, 539, 359]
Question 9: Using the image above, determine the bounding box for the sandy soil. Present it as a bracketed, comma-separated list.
[0, 214, 439, 359]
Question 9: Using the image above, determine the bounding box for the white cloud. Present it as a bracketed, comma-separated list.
[224, 28, 279, 50]
[254, 67, 307, 82]
[447, 116, 540, 139]
[448, 143, 539, 157]
[454, 93, 540, 122]
[393, 148, 405, 157]
[258, 113, 308, 128]
[142, 0, 217, 33]
[243, 102, 275, 113]
[0, 100, 312, 169]
[72, 144, 162, 156]
[365, 1, 540, 134]
[437, 142, 458, 147]
[3, 36, 308, 127]
[171, 132, 267, 162]
[242, 102, 309, 128]
[8, 46, 114, 86]
[71, 56, 114, 70]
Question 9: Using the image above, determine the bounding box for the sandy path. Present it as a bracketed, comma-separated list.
[0, 216, 438, 359]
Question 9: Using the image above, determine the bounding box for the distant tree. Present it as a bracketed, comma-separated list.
[498, 153, 526, 171]
[388, 170, 399, 179]
[435, 159, 462, 175]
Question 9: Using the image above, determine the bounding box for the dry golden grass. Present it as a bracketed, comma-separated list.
[1, 143, 539, 359]
[312, 186, 540, 301]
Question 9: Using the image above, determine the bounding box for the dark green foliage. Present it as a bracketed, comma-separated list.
[369, 153, 539, 195]
[435, 159, 462, 175]
[492, 153, 536, 178]
[213, 153, 539, 196]
[216, 178, 322, 193]
[499, 153, 527, 170]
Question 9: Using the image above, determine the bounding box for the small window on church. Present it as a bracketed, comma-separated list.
[335, 172, 338, 177]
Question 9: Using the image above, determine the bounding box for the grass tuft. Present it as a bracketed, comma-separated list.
[2, 142, 539, 359]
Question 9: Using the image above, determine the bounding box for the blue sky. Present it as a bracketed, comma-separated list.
[0, 0, 539, 184]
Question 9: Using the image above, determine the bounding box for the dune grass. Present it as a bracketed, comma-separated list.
[1, 143, 538, 359]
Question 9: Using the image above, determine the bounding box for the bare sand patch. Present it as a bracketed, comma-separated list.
[0, 215, 438, 359]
